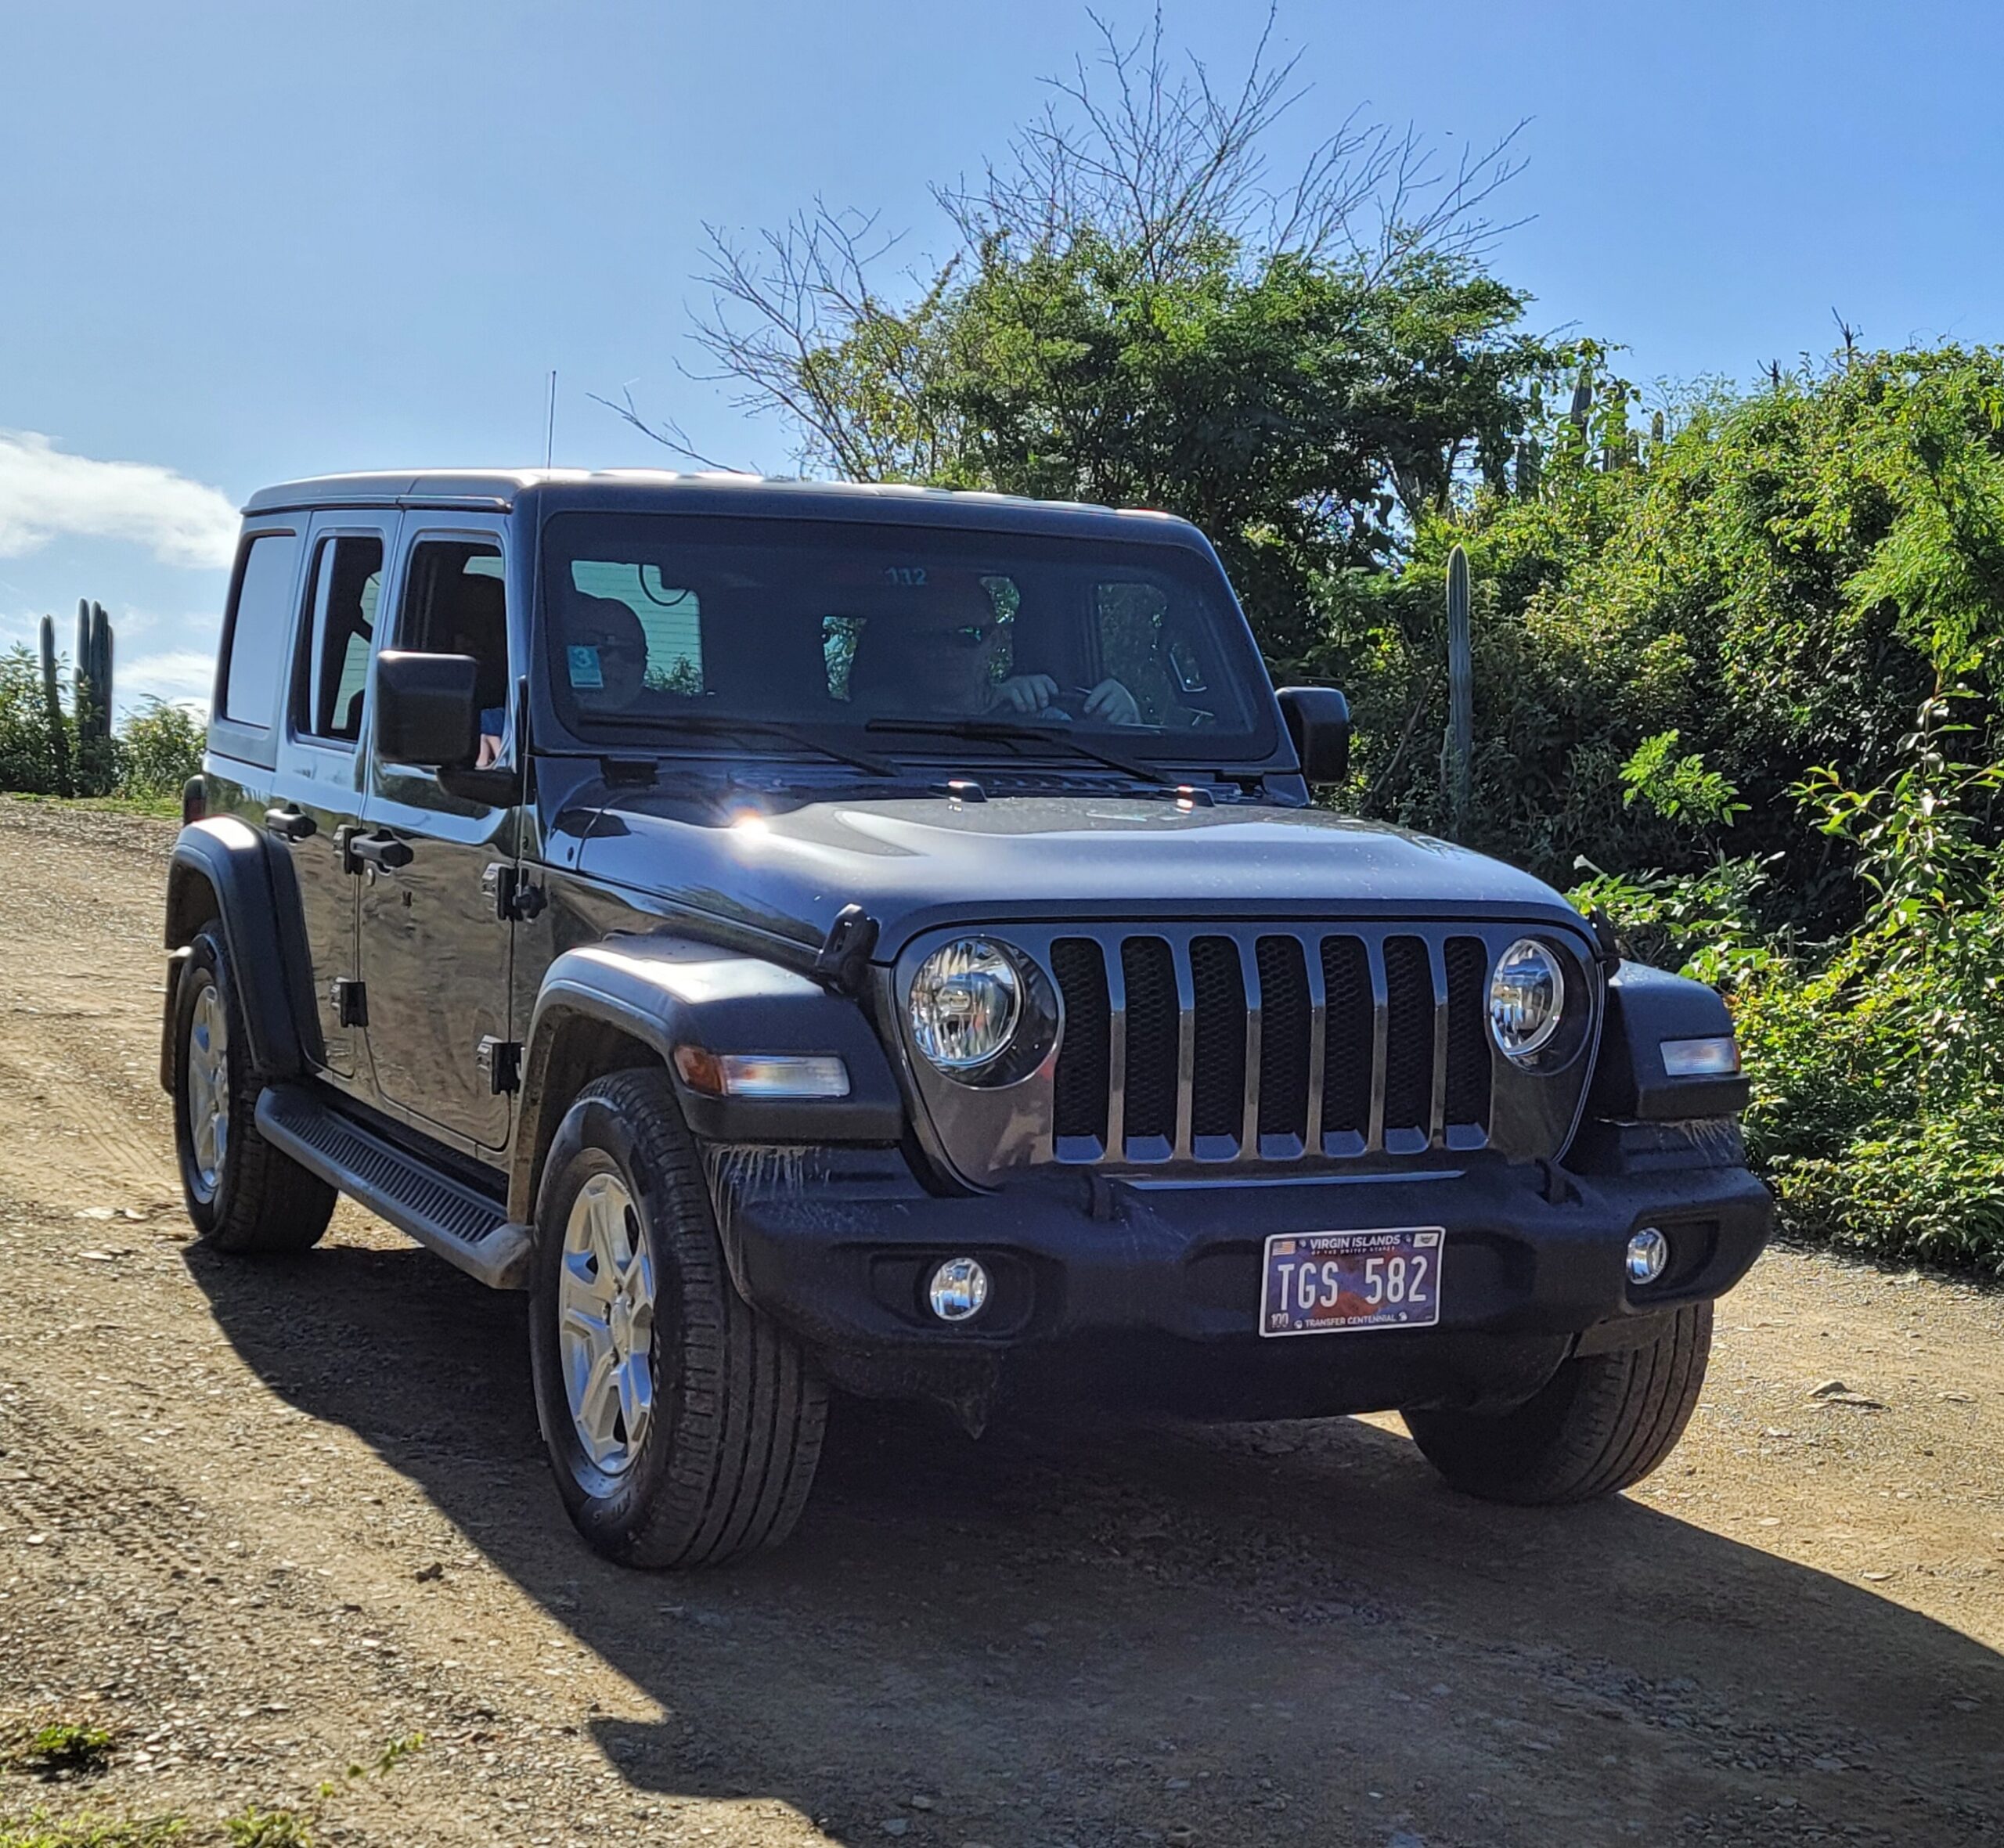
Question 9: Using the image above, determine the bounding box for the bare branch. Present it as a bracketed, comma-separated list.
[586, 386, 748, 473]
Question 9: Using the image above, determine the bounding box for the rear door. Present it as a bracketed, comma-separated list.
[267, 514, 397, 1078]
[356, 520, 518, 1150]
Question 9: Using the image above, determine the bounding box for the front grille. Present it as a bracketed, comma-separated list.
[1048, 927, 1498, 1166]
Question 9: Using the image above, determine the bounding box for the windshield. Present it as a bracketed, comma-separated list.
[537, 513, 1278, 762]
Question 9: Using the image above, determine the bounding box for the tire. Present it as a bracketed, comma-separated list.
[171, 926, 335, 1254]
[527, 1067, 827, 1569]
[1404, 1301, 1713, 1505]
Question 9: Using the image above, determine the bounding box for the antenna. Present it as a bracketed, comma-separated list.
[543, 369, 557, 468]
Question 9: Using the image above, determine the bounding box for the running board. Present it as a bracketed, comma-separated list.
[255, 1083, 532, 1289]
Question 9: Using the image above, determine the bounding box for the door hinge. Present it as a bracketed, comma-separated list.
[477, 1036, 522, 1095]
[331, 978, 368, 1028]
[481, 862, 546, 922]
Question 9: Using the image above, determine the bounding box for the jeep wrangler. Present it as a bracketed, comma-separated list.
[162, 470, 1770, 1568]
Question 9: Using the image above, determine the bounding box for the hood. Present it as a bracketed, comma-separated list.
[568, 785, 1584, 956]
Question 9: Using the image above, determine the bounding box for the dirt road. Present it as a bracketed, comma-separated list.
[0, 798, 1999, 1848]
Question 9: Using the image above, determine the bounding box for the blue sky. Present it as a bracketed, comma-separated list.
[2, 0, 1999, 711]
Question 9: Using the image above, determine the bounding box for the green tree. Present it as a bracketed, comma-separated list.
[608, 9, 1562, 672]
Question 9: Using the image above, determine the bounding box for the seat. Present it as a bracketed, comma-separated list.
[446, 574, 510, 714]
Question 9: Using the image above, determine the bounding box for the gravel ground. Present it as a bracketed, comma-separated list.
[0, 795, 1999, 1847]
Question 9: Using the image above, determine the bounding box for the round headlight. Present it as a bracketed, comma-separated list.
[1490, 938, 1566, 1062]
[909, 938, 1022, 1073]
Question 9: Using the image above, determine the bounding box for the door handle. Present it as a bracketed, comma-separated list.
[344, 830, 414, 874]
[264, 805, 316, 841]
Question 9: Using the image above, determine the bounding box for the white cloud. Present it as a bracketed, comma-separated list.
[119, 649, 216, 711]
[0, 430, 238, 568]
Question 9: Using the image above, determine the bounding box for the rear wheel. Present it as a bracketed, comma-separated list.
[171, 927, 334, 1253]
[528, 1067, 827, 1568]
[1404, 1302, 1713, 1504]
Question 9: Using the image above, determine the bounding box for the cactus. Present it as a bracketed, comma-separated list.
[69, 599, 116, 793]
[93, 603, 113, 740]
[38, 616, 73, 797]
[1444, 544, 1473, 834]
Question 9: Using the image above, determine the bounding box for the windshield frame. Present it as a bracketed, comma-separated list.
[527, 507, 1285, 772]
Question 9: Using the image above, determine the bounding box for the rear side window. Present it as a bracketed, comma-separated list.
[294, 536, 384, 743]
[220, 532, 301, 729]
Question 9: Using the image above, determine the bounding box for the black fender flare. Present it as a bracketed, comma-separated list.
[161, 816, 318, 1088]
[1584, 960, 1750, 1122]
[510, 935, 906, 1223]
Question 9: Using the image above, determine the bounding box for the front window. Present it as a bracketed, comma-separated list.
[537, 514, 1275, 762]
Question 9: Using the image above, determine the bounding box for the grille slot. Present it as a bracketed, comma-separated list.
[1188, 936, 1248, 1151]
[1120, 937, 1179, 1150]
[1444, 936, 1492, 1131]
[1381, 936, 1435, 1141]
[1051, 938, 1111, 1146]
[1256, 935, 1310, 1147]
[1320, 935, 1373, 1146]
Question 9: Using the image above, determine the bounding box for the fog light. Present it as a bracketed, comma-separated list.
[927, 1256, 989, 1323]
[1627, 1226, 1671, 1286]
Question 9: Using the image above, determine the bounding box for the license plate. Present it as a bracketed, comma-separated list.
[1260, 1228, 1444, 1337]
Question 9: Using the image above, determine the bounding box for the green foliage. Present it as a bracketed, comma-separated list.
[0, 652, 202, 804]
[0, 1818, 183, 1848]
[1619, 731, 1746, 830]
[1352, 344, 2004, 926]
[1604, 702, 2004, 1274]
[117, 701, 204, 800]
[0, 647, 75, 796]
[5, 1724, 114, 1782]
[222, 1810, 310, 1848]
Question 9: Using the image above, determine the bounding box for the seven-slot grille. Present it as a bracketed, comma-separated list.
[1049, 928, 1497, 1165]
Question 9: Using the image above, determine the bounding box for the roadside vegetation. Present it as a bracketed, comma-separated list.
[0, 652, 200, 809]
[623, 11, 2004, 1273]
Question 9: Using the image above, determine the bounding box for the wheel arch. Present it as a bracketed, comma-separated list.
[508, 938, 905, 1223]
[161, 818, 317, 1090]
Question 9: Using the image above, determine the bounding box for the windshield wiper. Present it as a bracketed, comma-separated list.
[863, 716, 1177, 786]
[654, 713, 896, 778]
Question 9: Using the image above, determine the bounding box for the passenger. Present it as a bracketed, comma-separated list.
[483, 593, 650, 762]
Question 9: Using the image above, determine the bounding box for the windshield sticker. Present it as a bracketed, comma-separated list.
[882, 566, 927, 587]
[567, 645, 604, 689]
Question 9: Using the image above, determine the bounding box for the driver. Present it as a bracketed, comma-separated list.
[852, 577, 1140, 723]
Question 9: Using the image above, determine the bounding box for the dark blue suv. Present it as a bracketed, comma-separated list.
[163, 470, 1769, 1568]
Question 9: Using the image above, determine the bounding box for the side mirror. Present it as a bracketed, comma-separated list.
[374, 650, 481, 769]
[1275, 686, 1350, 784]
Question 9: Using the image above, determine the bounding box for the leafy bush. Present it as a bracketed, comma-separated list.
[0, 650, 203, 805]
[118, 699, 204, 800]
[0, 646, 73, 795]
[1589, 701, 2004, 1274]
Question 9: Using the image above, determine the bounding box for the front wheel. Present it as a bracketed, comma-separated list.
[527, 1068, 827, 1568]
[1404, 1302, 1713, 1504]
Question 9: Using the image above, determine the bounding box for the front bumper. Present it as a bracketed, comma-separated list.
[712, 1128, 1772, 1419]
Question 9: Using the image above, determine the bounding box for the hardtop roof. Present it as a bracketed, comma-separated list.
[239, 469, 1204, 545]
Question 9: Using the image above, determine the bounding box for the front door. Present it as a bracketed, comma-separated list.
[267, 516, 396, 1079]
[357, 522, 519, 1149]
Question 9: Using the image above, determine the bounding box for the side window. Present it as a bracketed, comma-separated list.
[569, 560, 702, 694]
[220, 531, 301, 729]
[293, 536, 384, 743]
[398, 540, 510, 730]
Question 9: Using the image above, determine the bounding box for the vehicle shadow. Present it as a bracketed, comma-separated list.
[187, 1238, 2004, 1848]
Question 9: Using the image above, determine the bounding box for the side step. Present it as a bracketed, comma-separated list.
[255, 1083, 533, 1289]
